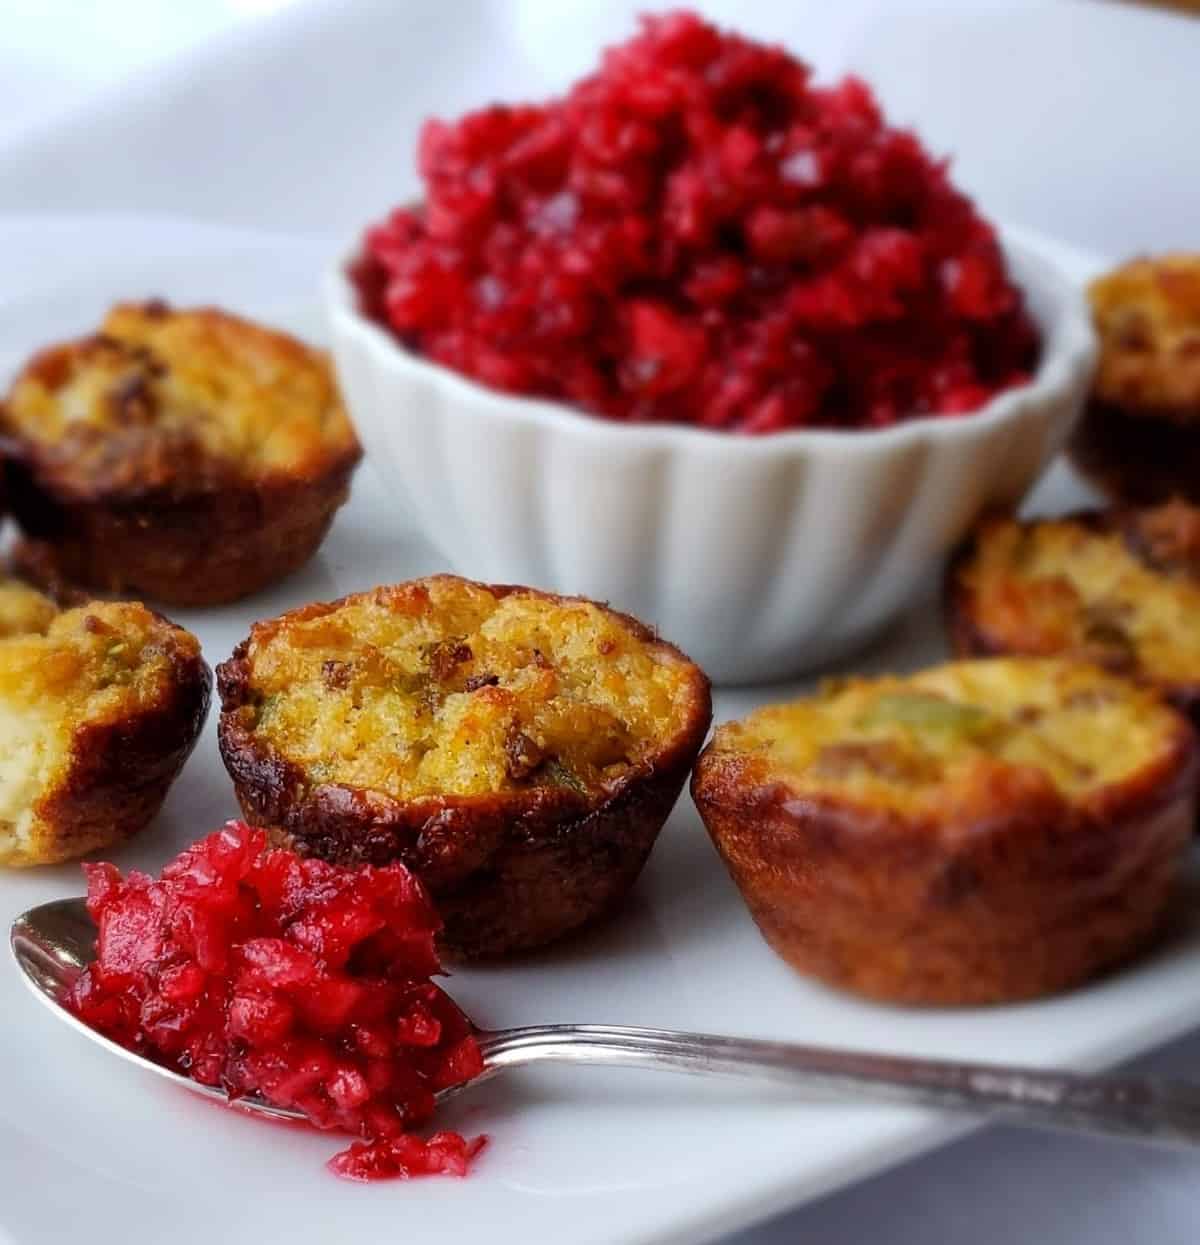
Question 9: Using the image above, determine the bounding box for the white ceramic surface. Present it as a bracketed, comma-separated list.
[326, 224, 1096, 683]
[10, 217, 1200, 1245]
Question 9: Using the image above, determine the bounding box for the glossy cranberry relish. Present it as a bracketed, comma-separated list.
[66, 822, 485, 1181]
[356, 11, 1038, 432]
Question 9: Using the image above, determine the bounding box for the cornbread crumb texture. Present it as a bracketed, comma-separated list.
[959, 508, 1200, 685]
[3, 301, 358, 485]
[240, 577, 699, 800]
[0, 601, 201, 865]
[1090, 254, 1200, 413]
[0, 577, 58, 637]
[711, 659, 1181, 818]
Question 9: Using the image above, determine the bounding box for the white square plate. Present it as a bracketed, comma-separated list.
[4, 215, 1198, 1245]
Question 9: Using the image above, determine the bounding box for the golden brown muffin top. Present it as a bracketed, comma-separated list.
[707, 658, 1183, 819]
[955, 506, 1200, 687]
[1090, 255, 1200, 415]
[230, 575, 705, 801]
[1, 302, 360, 496]
[0, 599, 202, 714]
[0, 577, 58, 638]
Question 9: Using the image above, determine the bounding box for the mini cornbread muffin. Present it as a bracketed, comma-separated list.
[0, 301, 362, 606]
[0, 600, 211, 866]
[217, 575, 712, 958]
[692, 659, 1197, 1005]
[947, 502, 1200, 726]
[1068, 254, 1200, 503]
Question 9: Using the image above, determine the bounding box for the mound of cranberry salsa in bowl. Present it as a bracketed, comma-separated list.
[326, 10, 1096, 683]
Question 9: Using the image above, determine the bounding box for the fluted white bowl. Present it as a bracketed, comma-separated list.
[325, 226, 1096, 683]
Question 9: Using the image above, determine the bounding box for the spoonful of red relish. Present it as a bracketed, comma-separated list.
[16, 822, 1200, 1183]
[62, 822, 485, 1182]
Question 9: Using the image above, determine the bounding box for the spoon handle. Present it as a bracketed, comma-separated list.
[476, 1024, 1200, 1148]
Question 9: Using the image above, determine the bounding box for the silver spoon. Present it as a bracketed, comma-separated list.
[12, 896, 1200, 1147]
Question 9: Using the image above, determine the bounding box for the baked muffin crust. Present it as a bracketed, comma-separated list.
[693, 658, 1197, 1005]
[1, 302, 362, 605]
[5, 302, 357, 488]
[218, 575, 712, 957]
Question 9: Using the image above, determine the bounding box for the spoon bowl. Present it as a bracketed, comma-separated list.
[12, 896, 308, 1122]
[14, 895, 1200, 1148]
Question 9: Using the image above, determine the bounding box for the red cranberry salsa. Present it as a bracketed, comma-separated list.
[67, 822, 485, 1182]
[356, 11, 1038, 433]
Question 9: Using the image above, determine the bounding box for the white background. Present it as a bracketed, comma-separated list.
[0, 1, 1198, 1241]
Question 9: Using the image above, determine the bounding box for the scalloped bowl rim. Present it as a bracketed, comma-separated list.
[324, 221, 1097, 457]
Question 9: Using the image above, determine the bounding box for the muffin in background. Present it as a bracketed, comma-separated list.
[0, 301, 362, 607]
[1068, 254, 1200, 503]
[946, 500, 1200, 731]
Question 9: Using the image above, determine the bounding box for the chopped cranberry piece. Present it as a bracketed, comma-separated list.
[67, 822, 484, 1182]
[356, 10, 1038, 432]
[328, 1132, 488, 1183]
